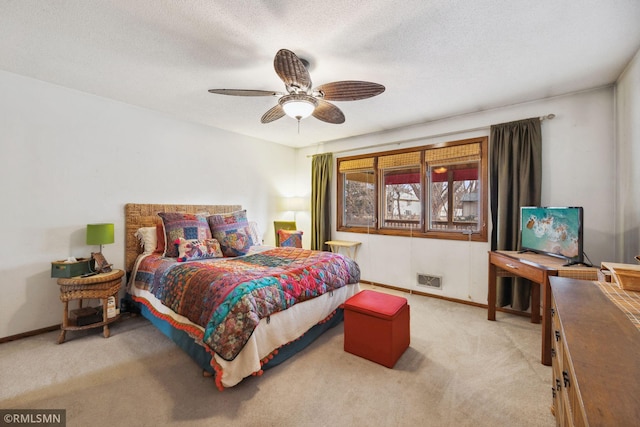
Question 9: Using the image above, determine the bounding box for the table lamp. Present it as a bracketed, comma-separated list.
[282, 196, 306, 222]
[87, 223, 114, 273]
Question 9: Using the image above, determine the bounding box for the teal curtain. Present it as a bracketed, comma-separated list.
[490, 118, 542, 310]
[311, 153, 333, 251]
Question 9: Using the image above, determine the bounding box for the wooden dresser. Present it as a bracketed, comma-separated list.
[550, 276, 640, 426]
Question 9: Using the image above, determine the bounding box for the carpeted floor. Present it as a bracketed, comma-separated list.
[0, 285, 555, 427]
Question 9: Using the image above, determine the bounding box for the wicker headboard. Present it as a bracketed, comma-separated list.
[124, 203, 241, 273]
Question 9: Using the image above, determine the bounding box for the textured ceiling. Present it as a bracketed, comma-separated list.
[1, 1, 639, 148]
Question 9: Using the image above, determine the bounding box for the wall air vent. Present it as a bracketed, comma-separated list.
[417, 274, 442, 289]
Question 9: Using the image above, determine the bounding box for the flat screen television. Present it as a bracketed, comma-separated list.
[519, 206, 587, 266]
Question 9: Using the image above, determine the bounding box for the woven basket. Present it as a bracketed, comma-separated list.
[601, 262, 640, 291]
[57, 270, 124, 301]
[59, 282, 122, 302]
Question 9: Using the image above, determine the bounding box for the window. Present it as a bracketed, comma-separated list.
[426, 142, 481, 233]
[340, 158, 376, 228]
[379, 152, 422, 230]
[337, 137, 487, 242]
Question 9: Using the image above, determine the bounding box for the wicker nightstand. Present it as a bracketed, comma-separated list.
[56, 269, 124, 344]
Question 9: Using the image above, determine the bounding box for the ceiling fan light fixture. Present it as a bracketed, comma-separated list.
[209, 49, 384, 125]
[279, 94, 318, 120]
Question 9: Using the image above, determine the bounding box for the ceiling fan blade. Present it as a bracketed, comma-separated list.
[261, 104, 285, 123]
[208, 89, 282, 96]
[274, 49, 312, 92]
[312, 100, 345, 124]
[315, 81, 385, 101]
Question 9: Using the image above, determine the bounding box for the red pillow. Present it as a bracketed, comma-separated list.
[278, 229, 303, 248]
[154, 223, 165, 253]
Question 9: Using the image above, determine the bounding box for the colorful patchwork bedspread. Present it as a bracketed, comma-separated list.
[132, 247, 360, 361]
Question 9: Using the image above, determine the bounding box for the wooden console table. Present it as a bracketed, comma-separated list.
[487, 251, 597, 366]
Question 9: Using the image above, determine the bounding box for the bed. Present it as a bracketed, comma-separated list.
[124, 203, 360, 390]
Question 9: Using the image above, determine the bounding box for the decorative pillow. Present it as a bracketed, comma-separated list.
[207, 210, 253, 257]
[248, 221, 262, 246]
[135, 227, 157, 254]
[278, 229, 303, 248]
[158, 212, 211, 258]
[175, 238, 223, 262]
[155, 223, 165, 254]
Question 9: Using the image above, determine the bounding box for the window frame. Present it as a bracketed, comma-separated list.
[378, 151, 423, 231]
[337, 136, 488, 242]
[342, 168, 377, 229]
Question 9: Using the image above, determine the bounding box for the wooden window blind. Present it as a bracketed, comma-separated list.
[339, 158, 374, 172]
[425, 143, 481, 165]
[378, 152, 421, 169]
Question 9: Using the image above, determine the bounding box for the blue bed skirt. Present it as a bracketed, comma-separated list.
[137, 303, 344, 376]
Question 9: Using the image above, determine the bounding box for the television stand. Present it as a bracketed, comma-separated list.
[487, 250, 598, 366]
[517, 249, 536, 254]
[517, 249, 592, 267]
[563, 260, 593, 267]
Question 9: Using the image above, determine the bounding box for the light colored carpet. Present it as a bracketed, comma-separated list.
[0, 285, 555, 427]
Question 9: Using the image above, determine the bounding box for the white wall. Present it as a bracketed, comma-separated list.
[0, 70, 295, 338]
[297, 87, 618, 304]
[615, 48, 640, 263]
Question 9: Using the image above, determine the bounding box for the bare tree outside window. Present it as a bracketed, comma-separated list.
[429, 163, 479, 231]
[343, 170, 376, 227]
[382, 168, 421, 229]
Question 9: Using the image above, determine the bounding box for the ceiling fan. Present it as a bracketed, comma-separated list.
[208, 49, 385, 125]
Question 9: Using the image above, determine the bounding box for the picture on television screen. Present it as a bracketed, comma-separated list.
[520, 206, 584, 263]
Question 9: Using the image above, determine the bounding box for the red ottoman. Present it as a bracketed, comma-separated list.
[343, 290, 410, 368]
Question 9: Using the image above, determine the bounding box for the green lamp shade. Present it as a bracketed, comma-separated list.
[86, 223, 115, 245]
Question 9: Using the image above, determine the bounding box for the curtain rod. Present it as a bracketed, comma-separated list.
[306, 114, 555, 158]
